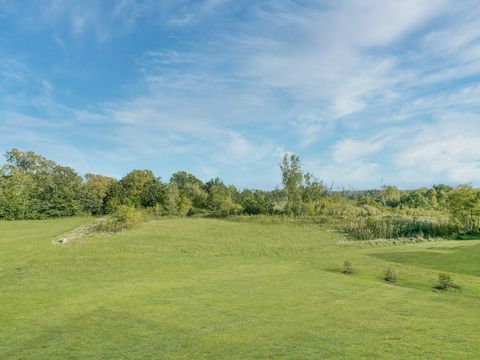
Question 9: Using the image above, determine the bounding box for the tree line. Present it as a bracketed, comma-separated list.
[1, 149, 479, 235]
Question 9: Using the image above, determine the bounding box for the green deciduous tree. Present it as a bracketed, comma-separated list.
[381, 185, 401, 207]
[170, 171, 208, 212]
[80, 174, 117, 215]
[0, 149, 83, 219]
[447, 185, 480, 233]
[104, 170, 160, 211]
[280, 153, 304, 215]
[302, 172, 326, 215]
[205, 178, 242, 216]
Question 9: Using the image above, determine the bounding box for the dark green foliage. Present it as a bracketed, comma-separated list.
[0, 149, 83, 219]
[240, 189, 268, 215]
[400, 189, 432, 209]
[205, 178, 242, 216]
[384, 269, 397, 283]
[35, 165, 83, 218]
[433, 273, 458, 291]
[103, 170, 165, 213]
[170, 171, 207, 213]
[80, 174, 117, 215]
[342, 261, 353, 274]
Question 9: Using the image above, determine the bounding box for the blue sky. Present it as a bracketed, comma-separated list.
[1, 0, 480, 189]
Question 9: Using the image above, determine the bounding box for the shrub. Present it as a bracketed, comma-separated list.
[342, 261, 353, 275]
[384, 269, 397, 283]
[433, 273, 458, 291]
[96, 205, 145, 233]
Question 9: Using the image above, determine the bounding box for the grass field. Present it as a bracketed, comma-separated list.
[1, 217, 479, 359]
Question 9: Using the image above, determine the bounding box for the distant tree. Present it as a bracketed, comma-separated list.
[381, 185, 401, 207]
[103, 170, 162, 212]
[164, 182, 191, 215]
[36, 165, 83, 217]
[141, 181, 167, 209]
[280, 154, 304, 215]
[447, 185, 480, 233]
[265, 189, 287, 214]
[302, 172, 326, 215]
[0, 149, 83, 219]
[170, 171, 203, 190]
[240, 189, 269, 215]
[433, 184, 453, 208]
[205, 178, 242, 216]
[3, 148, 56, 174]
[400, 189, 430, 209]
[80, 174, 117, 215]
[0, 168, 37, 219]
[170, 171, 207, 212]
[426, 188, 439, 209]
[103, 182, 125, 214]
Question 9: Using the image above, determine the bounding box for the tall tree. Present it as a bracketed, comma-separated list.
[447, 185, 480, 233]
[1, 149, 83, 219]
[280, 154, 304, 215]
[205, 178, 241, 216]
[80, 174, 117, 215]
[170, 171, 207, 211]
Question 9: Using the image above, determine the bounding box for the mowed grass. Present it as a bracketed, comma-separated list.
[1, 217, 479, 359]
[373, 244, 480, 277]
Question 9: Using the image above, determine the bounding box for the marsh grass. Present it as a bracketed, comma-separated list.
[342, 216, 459, 240]
[226, 211, 461, 241]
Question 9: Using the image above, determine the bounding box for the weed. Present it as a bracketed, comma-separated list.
[383, 269, 397, 283]
[342, 260, 353, 275]
[433, 273, 458, 291]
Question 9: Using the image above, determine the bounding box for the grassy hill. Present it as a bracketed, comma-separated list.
[1, 217, 479, 359]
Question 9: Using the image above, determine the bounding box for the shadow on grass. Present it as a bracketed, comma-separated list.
[371, 243, 480, 277]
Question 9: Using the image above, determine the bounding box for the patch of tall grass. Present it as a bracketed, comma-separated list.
[342, 216, 459, 240]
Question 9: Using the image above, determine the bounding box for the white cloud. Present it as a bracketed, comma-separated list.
[393, 115, 480, 183]
[167, 0, 229, 26]
[306, 159, 381, 189]
[332, 138, 386, 163]
[225, 0, 449, 147]
[324, 114, 480, 187]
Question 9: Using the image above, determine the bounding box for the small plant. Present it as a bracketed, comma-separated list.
[384, 269, 397, 283]
[433, 273, 458, 291]
[342, 261, 353, 275]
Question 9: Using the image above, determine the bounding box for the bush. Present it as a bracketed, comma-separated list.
[433, 273, 458, 291]
[96, 206, 145, 233]
[384, 269, 397, 283]
[342, 261, 353, 275]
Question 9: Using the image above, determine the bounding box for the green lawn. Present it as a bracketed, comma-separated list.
[373, 244, 480, 277]
[1, 217, 479, 359]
